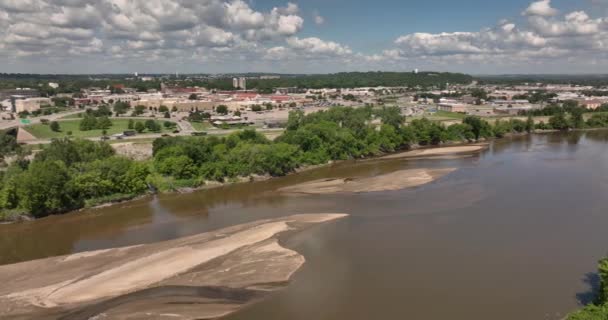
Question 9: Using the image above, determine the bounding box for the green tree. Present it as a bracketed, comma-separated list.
[16, 160, 74, 217]
[145, 120, 160, 132]
[571, 108, 586, 129]
[463, 116, 492, 140]
[525, 115, 535, 133]
[79, 115, 97, 131]
[598, 258, 608, 304]
[216, 105, 229, 115]
[96, 116, 112, 130]
[135, 122, 145, 133]
[113, 102, 130, 115]
[549, 113, 570, 131]
[132, 105, 146, 116]
[159, 105, 169, 113]
[128, 119, 135, 130]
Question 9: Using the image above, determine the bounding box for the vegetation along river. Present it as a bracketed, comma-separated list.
[1, 131, 608, 320]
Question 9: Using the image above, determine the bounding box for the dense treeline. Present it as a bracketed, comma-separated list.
[1, 72, 473, 94]
[567, 257, 608, 320]
[0, 139, 149, 218]
[477, 74, 608, 87]
[150, 72, 473, 92]
[3, 105, 608, 219]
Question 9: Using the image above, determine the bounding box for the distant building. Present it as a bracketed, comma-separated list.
[48, 82, 59, 89]
[578, 99, 604, 110]
[0, 88, 39, 101]
[14, 97, 52, 113]
[233, 77, 247, 90]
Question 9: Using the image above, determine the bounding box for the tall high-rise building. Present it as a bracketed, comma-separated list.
[233, 77, 247, 90]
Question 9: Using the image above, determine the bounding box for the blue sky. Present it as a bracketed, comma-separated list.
[256, 0, 596, 54]
[1, 0, 608, 74]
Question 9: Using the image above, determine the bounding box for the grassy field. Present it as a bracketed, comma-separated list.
[58, 112, 85, 119]
[25, 119, 166, 139]
[407, 111, 467, 123]
[190, 121, 214, 131]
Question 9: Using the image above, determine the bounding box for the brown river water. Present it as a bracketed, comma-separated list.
[2, 131, 608, 320]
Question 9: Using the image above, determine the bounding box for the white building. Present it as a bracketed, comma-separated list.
[48, 82, 59, 89]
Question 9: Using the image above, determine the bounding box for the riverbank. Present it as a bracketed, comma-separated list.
[0, 139, 490, 224]
[279, 168, 457, 195]
[0, 213, 348, 319]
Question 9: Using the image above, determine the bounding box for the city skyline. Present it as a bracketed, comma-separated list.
[2, 0, 608, 74]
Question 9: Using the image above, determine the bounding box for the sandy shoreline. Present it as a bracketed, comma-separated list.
[279, 168, 457, 195]
[380, 143, 489, 160]
[0, 214, 348, 319]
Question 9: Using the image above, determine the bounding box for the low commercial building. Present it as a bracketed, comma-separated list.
[14, 97, 52, 113]
[438, 101, 467, 113]
[578, 99, 605, 110]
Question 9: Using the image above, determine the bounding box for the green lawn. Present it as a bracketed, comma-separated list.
[25, 119, 166, 139]
[433, 111, 467, 119]
[407, 111, 467, 123]
[58, 112, 85, 119]
[190, 121, 214, 131]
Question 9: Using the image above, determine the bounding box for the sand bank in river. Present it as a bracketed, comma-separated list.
[380, 144, 489, 160]
[0, 214, 347, 320]
[279, 168, 457, 195]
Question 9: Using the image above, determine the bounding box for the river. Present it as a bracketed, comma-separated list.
[2, 131, 608, 320]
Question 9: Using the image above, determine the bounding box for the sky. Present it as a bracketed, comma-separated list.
[2, 0, 608, 74]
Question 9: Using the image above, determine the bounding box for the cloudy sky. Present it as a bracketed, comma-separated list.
[1, 0, 608, 74]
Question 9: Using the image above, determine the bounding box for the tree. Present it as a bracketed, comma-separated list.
[16, 160, 73, 217]
[145, 120, 160, 132]
[549, 113, 570, 131]
[375, 106, 404, 129]
[570, 108, 585, 129]
[189, 93, 198, 100]
[171, 106, 178, 112]
[234, 110, 241, 117]
[113, 102, 130, 116]
[159, 105, 169, 113]
[135, 122, 145, 133]
[96, 116, 112, 130]
[251, 105, 262, 112]
[164, 111, 171, 118]
[525, 115, 535, 133]
[50, 121, 61, 132]
[463, 116, 492, 140]
[598, 257, 608, 304]
[132, 105, 146, 116]
[216, 105, 228, 115]
[128, 119, 135, 130]
[79, 115, 97, 131]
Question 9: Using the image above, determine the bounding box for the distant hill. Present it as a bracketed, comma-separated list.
[476, 74, 608, 86]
